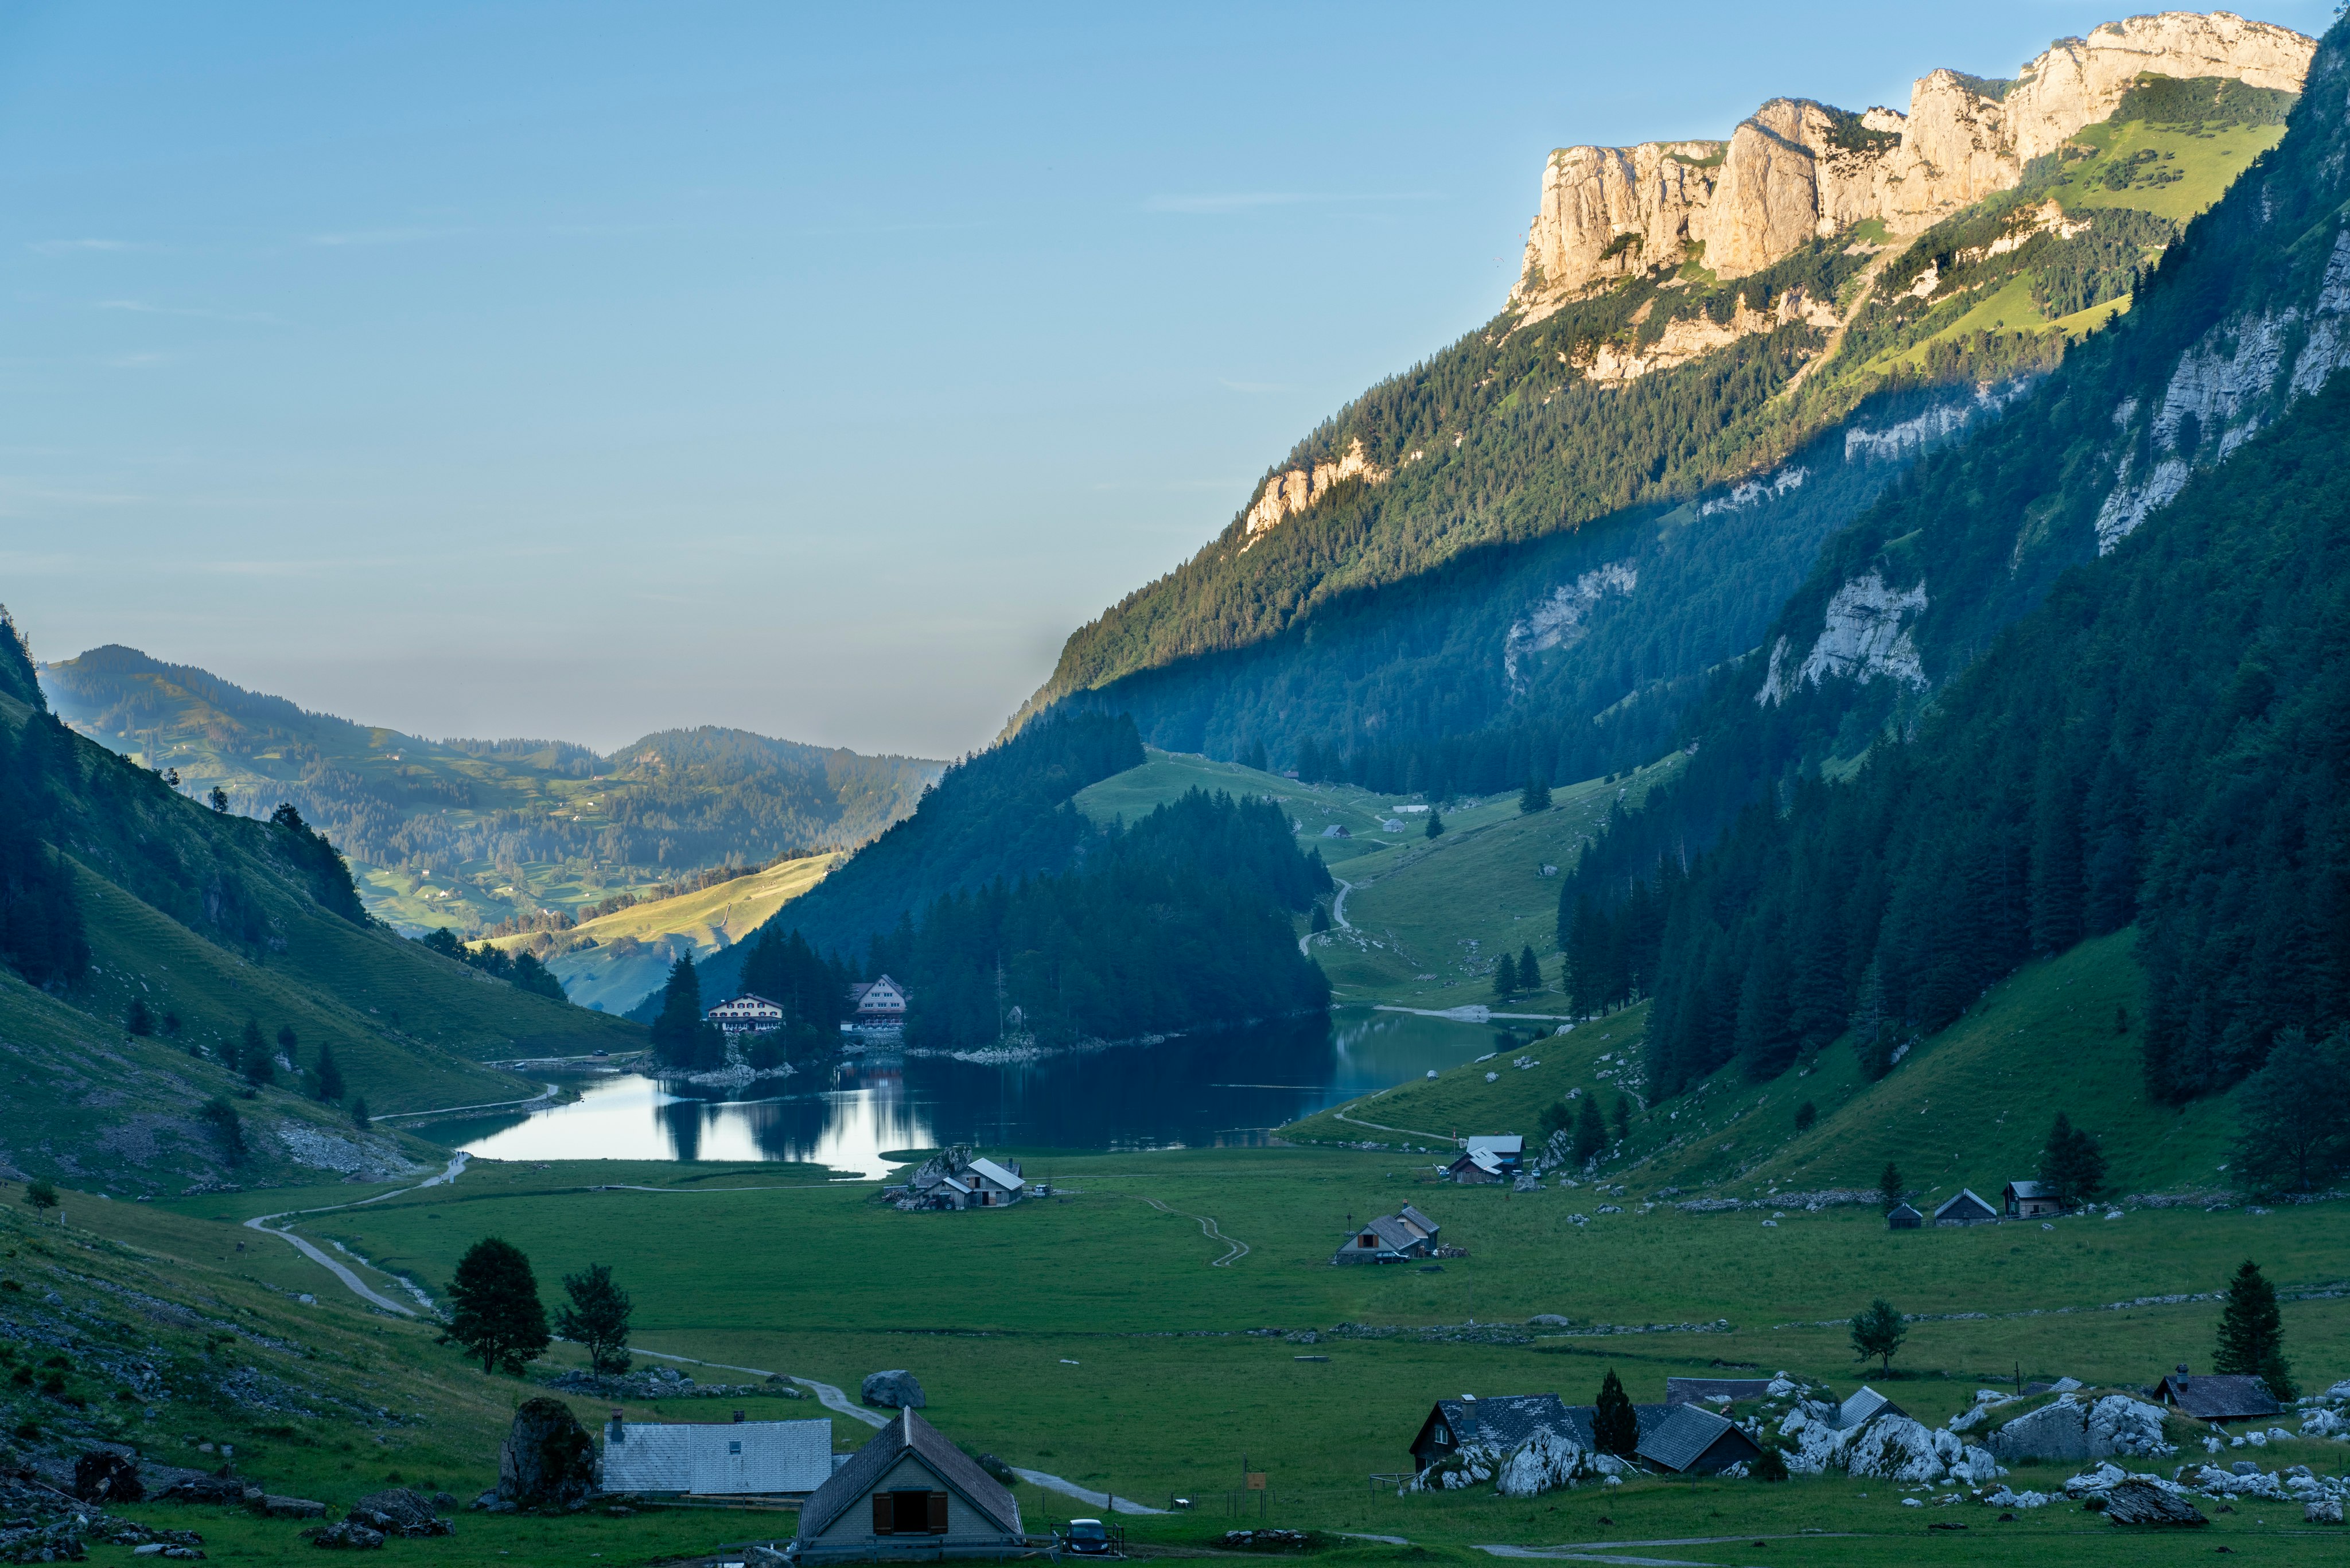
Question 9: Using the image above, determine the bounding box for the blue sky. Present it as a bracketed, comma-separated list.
[0, 2, 2328, 757]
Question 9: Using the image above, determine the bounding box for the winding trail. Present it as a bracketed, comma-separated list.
[1007, 1468, 1165, 1516]
[1142, 1197, 1248, 1266]
[242, 1152, 472, 1316]
[373, 1084, 560, 1122]
[1333, 1106, 1458, 1145]
[1300, 877, 1356, 956]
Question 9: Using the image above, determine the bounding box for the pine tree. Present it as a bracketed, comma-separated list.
[1612, 1096, 1630, 1144]
[1492, 952, 1518, 1002]
[446, 1237, 550, 1376]
[1795, 1100, 1817, 1133]
[2230, 1029, 2350, 1194]
[1518, 944, 1540, 995]
[239, 1018, 272, 1086]
[1425, 808, 1444, 840]
[126, 998, 153, 1037]
[1592, 1370, 1637, 1455]
[1573, 1093, 1608, 1166]
[2038, 1113, 2108, 1210]
[1849, 1298, 1905, 1374]
[2214, 1260, 2294, 1400]
[1878, 1162, 1904, 1214]
[1520, 775, 1551, 814]
[651, 952, 715, 1068]
[350, 1096, 370, 1129]
[314, 1039, 345, 1102]
[553, 1262, 634, 1375]
[277, 1024, 298, 1065]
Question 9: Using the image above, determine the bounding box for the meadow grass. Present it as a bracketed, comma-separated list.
[2057, 119, 2290, 224]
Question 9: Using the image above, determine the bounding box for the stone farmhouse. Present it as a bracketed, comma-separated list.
[1332, 1204, 1442, 1264]
[599, 1410, 832, 1499]
[706, 993, 785, 1034]
[1933, 1189, 1999, 1225]
[789, 1408, 1026, 1563]
[1409, 1391, 1760, 1477]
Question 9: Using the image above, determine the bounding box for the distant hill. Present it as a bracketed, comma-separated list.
[38, 645, 941, 936]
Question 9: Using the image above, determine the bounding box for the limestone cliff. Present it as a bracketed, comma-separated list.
[1241, 435, 1386, 545]
[1512, 11, 2314, 309]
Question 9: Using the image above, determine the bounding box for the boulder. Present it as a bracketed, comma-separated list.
[1525, 1314, 1571, 1328]
[159, 1476, 247, 1506]
[259, 1496, 326, 1520]
[1989, 1394, 2172, 1464]
[301, 1520, 386, 1550]
[2102, 1478, 2207, 1527]
[496, 1398, 598, 1509]
[860, 1369, 925, 1409]
[73, 1450, 143, 1505]
[2309, 1497, 2346, 1525]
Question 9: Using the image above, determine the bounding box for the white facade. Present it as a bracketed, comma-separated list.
[707, 993, 787, 1034]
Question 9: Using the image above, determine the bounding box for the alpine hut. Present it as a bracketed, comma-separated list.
[1635, 1403, 1762, 1474]
[2154, 1367, 2283, 1424]
[1932, 1190, 1998, 1226]
[788, 1407, 1025, 1562]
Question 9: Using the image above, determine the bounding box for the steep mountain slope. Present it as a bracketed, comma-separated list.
[1021, 15, 2313, 794]
[1562, 12, 2350, 1122]
[0, 614, 643, 1190]
[40, 646, 939, 933]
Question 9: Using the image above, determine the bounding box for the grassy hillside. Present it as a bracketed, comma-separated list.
[484, 851, 841, 1011]
[39, 645, 937, 936]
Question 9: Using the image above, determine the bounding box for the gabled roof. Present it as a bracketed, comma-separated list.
[1933, 1189, 1997, 1220]
[1396, 1204, 1439, 1237]
[1466, 1135, 1524, 1158]
[796, 1408, 1020, 1542]
[1665, 1378, 1773, 1407]
[1636, 1404, 1748, 1472]
[1423, 1395, 1576, 1452]
[711, 993, 781, 1010]
[2157, 1373, 2281, 1421]
[1886, 1202, 1923, 1221]
[1834, 1386, 1904, 1430]
[601, 1417, 831, 1495]
[966, 1158, 1021, 1190]
[2005, 1181, 2053, 1200]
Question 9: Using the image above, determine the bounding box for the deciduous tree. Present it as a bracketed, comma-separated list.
[1850, 1298, 1905, 1374]
[553, 1263, 634, 1375]
[447, 1237, 550, 1376]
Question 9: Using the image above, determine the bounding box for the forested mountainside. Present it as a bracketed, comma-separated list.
[40, 645, 939, 932]
[1559, 13, 2350, 1117]
[1020, 18, 2310, 795]
[0, 610, 641, 1190]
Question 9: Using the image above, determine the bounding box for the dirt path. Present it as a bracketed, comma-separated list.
[372, 1084, 560, 1123]
[1299, 877, 1356, 956]
[1142, 1197, 1249, 1266]
[1782, 249, 1898, 398]
[1007, 1467, 1166, 1516]
[242, 1152, 472, 1316]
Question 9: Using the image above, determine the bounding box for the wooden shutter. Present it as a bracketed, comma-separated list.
[872, 1493, 893, 1534]
[928, 1491, 949, 1534]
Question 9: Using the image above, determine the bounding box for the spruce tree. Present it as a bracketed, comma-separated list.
[1592, 1370, 1637, 1455]
[314, 1039, 345, 1102]
[1794, 1100, 1817, 1133]
[553, 1262, 634, 1375]
[1878, 1162, 1904, 1214]
[277, 1024, 298, 1064]
[1492, 952, 1518, 1002]
[126, 998, 153, 1037]
[446, 1237, 550, 1376]
[1424, 808, 1444, 840]
[239, 1018, 272, 1086]
[1518, 944, 1540, 994]
[2039, 1113, 2108, 1210]
[651, 952, 708, 1068]
[350, 1096, 370, 1129]
[1612, 1095, 1630, 1143]
[2214, 1260, 2294, 1400]
[1573, 1093, 1608, 1166]
[1520, 775, 1551, 814]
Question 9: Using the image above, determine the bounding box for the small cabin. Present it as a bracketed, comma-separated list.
[791, 1408, 1024, 1562]
[1409, 1394, 1574, 1473]
[2003, 1181, 2060, 1219]
[706, 994, 785, 1035]
[900, 1147, 1024, 1211]
[1446, 1134, 1523, 1184]
[1332, 1204, 1440, 1265]
[1636, 1404, 1762, 1474]
[1932, 1189, 1998, 1226]
[2155, 1367, 2282, 1424]
[1885, 1202, 1923, 1230]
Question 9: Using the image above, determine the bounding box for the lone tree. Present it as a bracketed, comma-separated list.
[1592, 1369, 1638, 1456]
[2230, 1028, 2350, 1194]
[314, 1039, 345, 1102]
[239, 1018, 273, 1087]
[2214, 1260, 2294, 1401]
[1878, 1162, 1904, 1214]
[350, 1096, 370, 1129]
[554, 1263, 635, 1375]
[207, 787, 228, 813]
[126, 998, 153, 1037]
[1794, 1100, 1817, 1134]
[1573, 1093, 1608, 1166]
[1518, 944, 1540, 994]
[1519, 775, 1551, 814]
[24, 1180, 59, 1213]
[1850, 1297, 1905, 1374]
[2038, 1113, 2108, 1211]
[199, 1096, 245, 1164]
[1424, 808, 1445, 840]
[277, 1024, 298, 1067]
[447, 1237, 550, 1375]
[1491, 952, 1519, 1002]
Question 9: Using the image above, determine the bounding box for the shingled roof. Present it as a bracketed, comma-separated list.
[1636, 1404, 1748, 1473]
[2156, 1372, 2282, 1422]
[1426, 1394, 1577, 1452]
[1665, 1378, 1775, 1407]
[795, 1408, 1020, 1543]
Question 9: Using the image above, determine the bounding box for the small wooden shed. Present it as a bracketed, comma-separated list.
[1635, 1404, 1762, 1474]
[2003, 1181, 2060, 1219]
[1932, 1190, 1998, 1226]
[789, 1408, 1025, 1562]
[2154, 1367, 2283, 1425]
[1885, 1202, 1923, 1230]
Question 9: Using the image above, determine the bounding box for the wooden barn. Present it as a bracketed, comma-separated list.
[1885, 1202, 1923, 1230]
[1932, 1190, 1998, 1226]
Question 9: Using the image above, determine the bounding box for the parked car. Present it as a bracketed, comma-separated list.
[1061, 1519, 1115, 1555]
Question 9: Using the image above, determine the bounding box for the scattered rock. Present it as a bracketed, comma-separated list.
[1526, 1314, 1571, 1328]
[158, 1477, 247, 1506]
[497, 1399, 597, 1509]
[72, 1452, 143, 1505]
[861, 1369, 925, 1409]
[1209, 1530, 1314, 1551]
[2102, 1478, 2207, 1527]
[2309, 1497, 2345, 1524]
[348, 1489, 449, 1536]
[301, 1520, 386, 1550]
[259, 1497, 327, 1520]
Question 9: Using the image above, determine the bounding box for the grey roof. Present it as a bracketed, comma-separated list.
[2158, 1374, 2282, 1421]
[966, 1159, 1022, 1190]
[1665, 1378, 1773, 1407]
[1933, 1189, 1997, 1220]
[601, 1418, 831, 1496]
[796, 1407, 1020, 1543]
[1427, 1395, 1576, 1452]
[1466, 1135, 1524, 1158]
[1396, 1205, 1439, 1238]
[1636, 1404, 1740, 1472]
[1835, 1387, 1904, 1430]
[1886, 1203, 1923, 1220]
[2005, 1181, 2053, 1200]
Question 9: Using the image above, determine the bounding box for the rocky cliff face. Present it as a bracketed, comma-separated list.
[1240, 435, 1387, 544]
[1513, 11, 2315, 309]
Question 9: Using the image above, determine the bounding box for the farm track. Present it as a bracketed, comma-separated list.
[1143, 1197, 1250, 1266]
[243, 1151, 472, 1316]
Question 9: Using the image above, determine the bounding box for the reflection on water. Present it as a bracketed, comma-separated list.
[443, 1009, 1518, 1177]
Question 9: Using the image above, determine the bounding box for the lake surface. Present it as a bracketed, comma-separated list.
[439, 1009, 1517, 1177]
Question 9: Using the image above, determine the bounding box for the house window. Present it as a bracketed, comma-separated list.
[729, 1441, 742, 1455]
[873, 1489, 948, 1535]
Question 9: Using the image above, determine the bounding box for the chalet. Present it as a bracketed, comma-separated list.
[1664, 1377, 1773, 1407]
[1885, 1203, 1923, 1230]
[2154, 1367, 2283, 1424]
[1321, 823, 1352, 838]
[788, 1407, 1025, 1563]
[1933, 1189, 1998, 1226]
[2003, 1181, 2060, 1219]
[898, 1147, 1024, 1211]
[1332, 1204, 1440, 1265]
[1635, 1403, 1762, 1475]
[706, 994, 785, 1035]
[600, 1411, 832, 1499]
[1446, 1135, 1524, 1184]
[848, 975, 909, 1025]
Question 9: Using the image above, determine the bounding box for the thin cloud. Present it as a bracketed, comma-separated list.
[1143, 191, 1442, 215]
[97, 299, 284, 325]
[29, 238, 151, 255]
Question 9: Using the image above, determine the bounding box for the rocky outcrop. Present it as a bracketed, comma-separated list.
[1756, 573, 1929, 706]
[496, 1398, 597, 1509]
[1242, 437, 1386, 544]
[1512, 12, 2317, 306]
[1986, 1394, 2173, 1463]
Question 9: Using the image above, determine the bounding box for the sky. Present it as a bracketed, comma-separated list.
[0, 2, 2329, 758]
